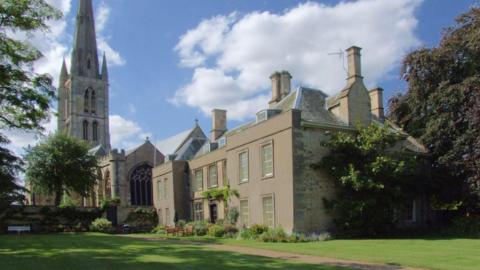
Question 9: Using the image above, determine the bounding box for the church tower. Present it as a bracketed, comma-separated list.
[57, 0, 111, 150]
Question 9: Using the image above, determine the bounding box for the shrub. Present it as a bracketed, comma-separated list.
[223, 224, 238, 237]
[100, 197, 121, 210]
[226, 207, 239, 224]
[250, 224, 269, 236]
[208, 224, 225, 237]
[259, 227, 287, 242]
[125, 208, 158, 231]
[89, 218, 112, 233]
[193, 221, 208, 236]
[176, 219, 186, 228]
[239, 228, 254, 240]
[151, 225, 166, 234]
[215, 219, 224, 226]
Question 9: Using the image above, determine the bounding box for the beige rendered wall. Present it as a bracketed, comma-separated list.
[189, 147, 227, 221]
[227, 110, 296, 232]
[152, 160, 188, 225]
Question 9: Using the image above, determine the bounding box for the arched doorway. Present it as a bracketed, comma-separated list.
[129, 164, 153, 206]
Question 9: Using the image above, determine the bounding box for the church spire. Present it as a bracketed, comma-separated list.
[71, 0, 99, 78]
[60, 58, 68, 82]
[101, 52, 108, 81]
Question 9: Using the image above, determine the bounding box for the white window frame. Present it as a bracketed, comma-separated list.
[238, 150, 249, 183]
[261, 141, 274, 178]
[208, 164, 218, 188]
[239, 198, 249, 227]
[262, 194, 275, 227]
[193, 201, 204, 221]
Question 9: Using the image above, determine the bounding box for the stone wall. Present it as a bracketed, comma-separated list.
[0, 205, 103, 233]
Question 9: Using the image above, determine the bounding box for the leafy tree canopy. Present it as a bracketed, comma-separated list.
[389, 7, 480, 212]
[0, 0, 60, 209]
[318, 124, 426, 237]
[24, 133, 99, 206]
[0, 0, 61, 130]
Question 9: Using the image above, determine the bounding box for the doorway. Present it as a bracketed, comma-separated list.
[209, 202, 218, 224]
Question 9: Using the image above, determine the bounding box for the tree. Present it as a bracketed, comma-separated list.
[0, 135, 25, 210]
[317, 124, 425, 237]
[0, 0, 60, 207]
[0, 0, 60, 130]
[24, 133, 99, 206]
[389, 7, 480, 213]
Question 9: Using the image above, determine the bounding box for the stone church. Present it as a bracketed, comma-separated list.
[30, 0, 427, 233]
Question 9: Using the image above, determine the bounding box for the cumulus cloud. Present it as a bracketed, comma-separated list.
[109, 115, 150, 150]
[172, 0, 423, 121]
[95, 1, 126, 66]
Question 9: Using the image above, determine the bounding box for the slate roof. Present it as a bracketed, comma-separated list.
[271, 86, 347, 126]
[155, 125, 207, 161]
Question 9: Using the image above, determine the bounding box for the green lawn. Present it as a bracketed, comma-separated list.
[133, 234, 480, 270]
[0, 233, 351, 270]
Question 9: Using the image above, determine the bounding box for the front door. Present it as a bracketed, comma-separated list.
[209, 203, 218, 224]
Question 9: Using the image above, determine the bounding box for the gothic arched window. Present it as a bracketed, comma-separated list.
[84, 89, 89, 113]
[83, 120, 89, 140]
[130, 164, 153, 206]
[104, 170, 111, 199]
[92, 121, 98, 141]
[91, 90, 96, 114]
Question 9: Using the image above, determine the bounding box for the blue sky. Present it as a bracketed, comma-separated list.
[6, 0, 478, 153]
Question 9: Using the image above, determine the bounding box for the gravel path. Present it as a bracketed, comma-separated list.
[128, 236, 428, 270]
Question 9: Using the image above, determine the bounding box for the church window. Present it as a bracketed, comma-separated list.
[87, 58, 91, 69]
[91, 90, 96, 114]
[130, 164, 153, 206]
[83, 120, 89, 140]
[104, 170, 111, 199]
[92, 121, 98, 141]
[84, 89, 89, 113]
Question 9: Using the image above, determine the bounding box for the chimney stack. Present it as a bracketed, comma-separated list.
[346, 46, 363, 84]
[369, 87, 384, 121]
[211, 109, 227, 142]
[269, 71, 292, 108]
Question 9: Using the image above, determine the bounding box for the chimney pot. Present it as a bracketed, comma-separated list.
[211, 109, 227, 142]
[346, 46, 362, 84]
[369, 87, 384, 121]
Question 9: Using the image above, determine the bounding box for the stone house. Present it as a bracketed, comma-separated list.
[29, 0, 427, 233]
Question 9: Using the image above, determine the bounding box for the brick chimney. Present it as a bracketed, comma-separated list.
[346, 46, 363, 85]
[369, 87, 384, 121]
[211, 109, 227, 142]
[269, 71, 292, 108]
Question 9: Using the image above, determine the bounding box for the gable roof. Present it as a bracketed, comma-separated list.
[155, 125, 207, 160]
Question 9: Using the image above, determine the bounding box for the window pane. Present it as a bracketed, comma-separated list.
[239, 152, 248, 182]
[240, 199, 249, 226]
[195, 170, 203, 191]
[262, 143, 273, 177]
[164, 179, 168, 199]
[194, 202, 203, 221]
[209, 165, 218, 188]
[262, 196, 274, 227]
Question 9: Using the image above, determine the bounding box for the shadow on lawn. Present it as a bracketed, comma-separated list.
[0, 233, 351, 270]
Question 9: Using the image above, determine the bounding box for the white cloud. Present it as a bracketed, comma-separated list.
[109, 115, 148, 150]
[173, 0, 423, 120]
[4, 111, 57, 157]
[96, 1, 126, 66]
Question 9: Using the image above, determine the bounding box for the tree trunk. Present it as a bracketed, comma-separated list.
[54, 188, 62, 206]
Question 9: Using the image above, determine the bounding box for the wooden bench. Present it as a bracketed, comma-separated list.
[7, 225, 31, 234]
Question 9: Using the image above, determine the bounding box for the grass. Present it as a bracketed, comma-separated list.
[0, 233, 351, 270]
[132, 234, 480, 270]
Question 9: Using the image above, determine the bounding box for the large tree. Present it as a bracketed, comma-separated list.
[389, 7, 480, 213]
[0, 0, 60, 207]
[318, 124, 425, 237]
[24, 133, 99, 206]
